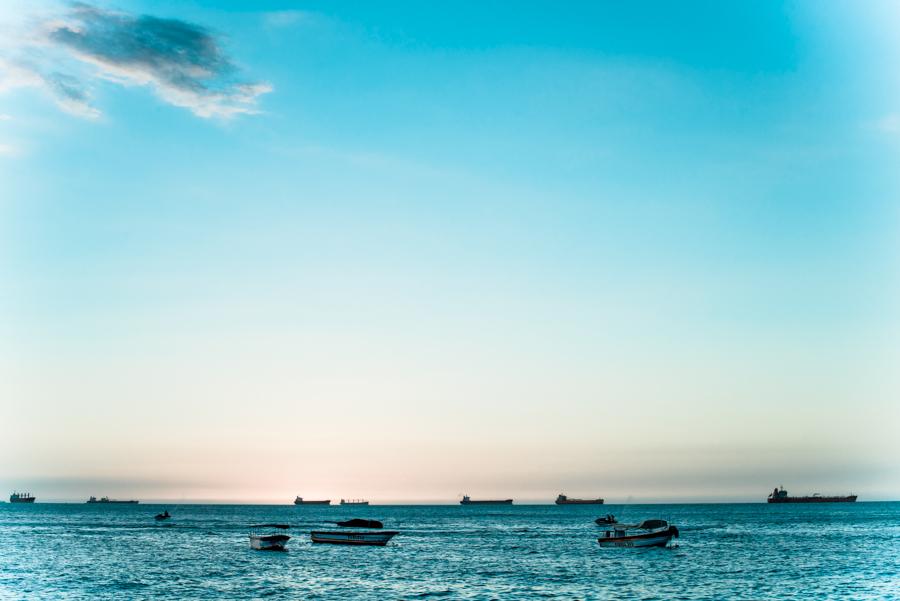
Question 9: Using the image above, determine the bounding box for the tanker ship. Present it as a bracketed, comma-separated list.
[767, 486, 857, 503]
[555, 494, 604, 505]
[460, 495, 513, 505]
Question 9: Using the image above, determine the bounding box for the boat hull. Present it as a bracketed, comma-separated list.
[249, 534, 291, 551]
[598, 526, 678, 548]
[9, 498, 35, 504]
[597, 533, 674, 548]
[460, 500, 512, 505]
[294, 500, 331, 505]
[310, 531, 398, 546]
[556, 499, 604, 505]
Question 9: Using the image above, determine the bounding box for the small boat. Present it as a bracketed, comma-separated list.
[460, 495, 512, 505]
[597, 519, 679, 548]
[154, 510, 171, 521]
[249, 524, 291, 551]
[294, 496, 331, 505]
[340, 499, 369, 505]
[331, 518, 383, 529]
[310, 530, 398, 546]
[594, 514, 617, 525]
[9, 492, 36, 504]
[87, 496, 139, 504]
[556, 493, 604, 505]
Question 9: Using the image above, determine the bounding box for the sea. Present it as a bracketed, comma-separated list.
[1, 502, 898, 600]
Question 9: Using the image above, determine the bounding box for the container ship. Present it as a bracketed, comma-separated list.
[294, 496, 331, 505]
[87, 496, 138, 504]
[9, 492, 36, 503]
[460, 495, 513, 505]
[555, 494, 604, 505]
[767, 486, 857, 504]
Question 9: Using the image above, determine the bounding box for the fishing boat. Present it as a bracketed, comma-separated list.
[332, 518, 383, 528]
[594, 514, 617, 525]
[87, 496, 138, 504]
[294, 496, 330, 505]
[460, 495, 512, 505]
[310, 530, 398, 546]
[154, 510, 171, 521]
[597, 519, 679, 548]
[340, 499, 369, 506]
[767, 486, 857, 504]
[249, 524, 291, 551]
[556, 494, 604, 505]
[9, 492, 36, 503]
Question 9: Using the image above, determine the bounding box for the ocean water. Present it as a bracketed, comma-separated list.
[1, 502, 898, 599]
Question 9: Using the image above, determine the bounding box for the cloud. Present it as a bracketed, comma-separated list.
[0, 2, 271, 119]
[262, 10, 311, 29]
[875, 113, 900, 135]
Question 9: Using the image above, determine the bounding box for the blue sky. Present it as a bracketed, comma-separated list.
[1, 1, 898, 502]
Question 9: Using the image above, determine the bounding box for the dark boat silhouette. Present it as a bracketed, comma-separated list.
[294, 496, 330, 505]
[331, 518, 383, 529]
[9, 492, 36, 503]
[767, 486, 857, 504]
[460, 495, 512, 505]
[154, 510, 171, 521]
[87, 496, 138, 504]
[556, 494, 604, 505]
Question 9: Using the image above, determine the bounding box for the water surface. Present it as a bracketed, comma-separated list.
[1, 502, 898, 599]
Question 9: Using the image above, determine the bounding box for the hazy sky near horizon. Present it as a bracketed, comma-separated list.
[1, 1, 899, 503]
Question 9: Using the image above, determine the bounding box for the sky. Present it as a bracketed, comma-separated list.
[1, 1, 898, 503]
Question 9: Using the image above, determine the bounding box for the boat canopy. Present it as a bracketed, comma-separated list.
[249, 524, 290, 529]
[637, 519, 668, 530]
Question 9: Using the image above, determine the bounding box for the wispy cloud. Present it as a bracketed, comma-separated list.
[0, 2, 271, 119]
[875, 113, 900, 136]
[262, 10, 312, 29]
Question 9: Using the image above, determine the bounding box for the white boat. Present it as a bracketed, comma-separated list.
[249, 524, 291, 551]
[597, 519, 679, 548]
[310, 530, 398, 546]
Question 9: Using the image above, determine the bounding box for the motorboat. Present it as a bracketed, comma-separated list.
[594, 514, 617, 525]
[154, 510, 171, 521]
[249, 524, 291, 551]
[597, 519, 678, 548]
[331, 518, 383, 528]
[310, 530, 398, 546]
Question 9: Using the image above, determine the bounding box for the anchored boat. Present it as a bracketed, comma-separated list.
[87, 496, 138, 504]
[9, 492, 36, 503]
[249, 524, 291, 551]
[767, 486, 857, 504]
[556, 494, 604, 505]
[594, 514, 617, 525]
[597, 519, 679, 548]
[340, 499, 369, 506]
[460, 495, 512, 505]
[294, 496, 331, 505]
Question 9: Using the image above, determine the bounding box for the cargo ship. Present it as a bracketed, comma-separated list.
[294, 496, 331, 505]
[767, 486, 857, 504]
[555, 494, 604, 505]
[9, 492, 36, 503]
[86, 496, 138, 504]
[460, 495, 513, 505]
[340, 499, 369, 506]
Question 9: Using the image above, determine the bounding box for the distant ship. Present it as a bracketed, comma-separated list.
[9, 492, 36, 503]
[460, 495, 513, 505]
[767, 486, 857, 504]
[555, 494, 604, 505]
[294, 496, 331, 505]
[87, 496, 138, 504]
[340, 499, 369, 506]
